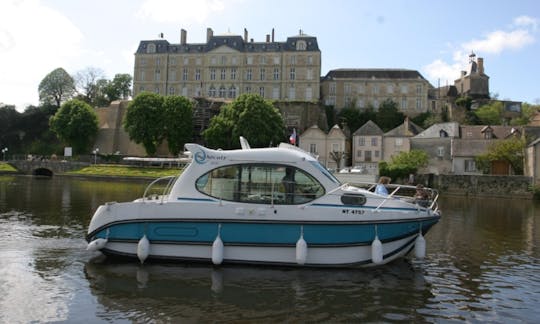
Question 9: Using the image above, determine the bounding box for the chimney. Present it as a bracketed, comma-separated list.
[404, 116, 410, 135]
[180, 29, 187, 45]
[266, 34, 270, 42]
[272, 28, 275, 42]
[206, 28, 213, 42]
[244, 28, 248, 42]
[478, 57, 484, 74]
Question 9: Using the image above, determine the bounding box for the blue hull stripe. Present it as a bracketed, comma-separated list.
[90, 219, 438, 246]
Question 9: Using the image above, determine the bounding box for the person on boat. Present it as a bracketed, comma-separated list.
[375, 176, 391, 196]
[282, 167, 296, 203]
[414, 184, 430, 207]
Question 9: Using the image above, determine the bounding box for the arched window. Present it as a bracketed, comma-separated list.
[195, 164, 325, 205]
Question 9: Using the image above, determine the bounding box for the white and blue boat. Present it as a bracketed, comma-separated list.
[86, 138, 440, 267]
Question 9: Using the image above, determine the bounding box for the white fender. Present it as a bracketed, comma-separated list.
[296, 235, 308, 265]
[371, 235, 383, 264]
[137, 235, 150, 264]
[212, 236, 224, 265]
[87, 238, 108, 251]
[414, 232, 426, 259]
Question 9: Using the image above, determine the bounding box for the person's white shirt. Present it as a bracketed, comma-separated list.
[375, 184, 388, 196]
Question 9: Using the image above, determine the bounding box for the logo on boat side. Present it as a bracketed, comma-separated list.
[194, 149, 226, 164]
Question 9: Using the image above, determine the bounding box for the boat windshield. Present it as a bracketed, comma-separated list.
[309, 161, 341, 185]
[195, 163, 325, 205]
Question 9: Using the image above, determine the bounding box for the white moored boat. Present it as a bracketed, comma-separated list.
[86, 138, 441, 267]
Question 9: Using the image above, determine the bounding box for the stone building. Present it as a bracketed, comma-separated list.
[411, 122, 460, 175]
[351, 120, 384, 174]
[133, 28, 321, 102]
[320, 69, 433, 116]
[454, 52, 490, 100]
[382, 117, 424, 161]
[298, 124, 346, 170]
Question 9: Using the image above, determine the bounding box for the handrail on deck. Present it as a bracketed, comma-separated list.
[142, 175, 177, 203]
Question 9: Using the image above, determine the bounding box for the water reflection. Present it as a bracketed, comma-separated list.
[84, 259, 432, 322]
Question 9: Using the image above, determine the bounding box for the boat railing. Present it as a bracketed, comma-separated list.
[142, 175, 177, 203]
[341, 182, 439, 212]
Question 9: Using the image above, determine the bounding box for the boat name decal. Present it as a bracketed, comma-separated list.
[342, 209, 365, 215]
[194, 149, 226, 164]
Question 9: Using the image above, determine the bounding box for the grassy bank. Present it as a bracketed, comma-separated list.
[67, 164, 182, 178]
[0, 162, 17, 172]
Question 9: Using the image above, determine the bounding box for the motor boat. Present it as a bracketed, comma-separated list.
[86, 138, 440, 267]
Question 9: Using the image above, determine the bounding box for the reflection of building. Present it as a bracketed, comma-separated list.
[320, 69, 433, 116]
[133, 28, 321, 102]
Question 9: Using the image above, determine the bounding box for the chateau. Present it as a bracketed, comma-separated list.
[133, 28, 321, 102]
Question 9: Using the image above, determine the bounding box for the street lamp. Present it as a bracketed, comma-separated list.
[92, 148, 99, 165]
[1, 148, 7, 161]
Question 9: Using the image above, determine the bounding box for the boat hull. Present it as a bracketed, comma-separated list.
[87, 216, 439, 267]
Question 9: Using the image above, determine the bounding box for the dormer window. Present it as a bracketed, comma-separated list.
[147, 43, 156, 54]
[296, 40, 307, 50]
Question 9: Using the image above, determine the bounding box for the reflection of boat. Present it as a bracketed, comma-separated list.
[86, 138, 440, 267]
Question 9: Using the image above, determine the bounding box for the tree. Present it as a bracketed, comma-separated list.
[474, 101, 503, 125]
[511, 102, 539, 126]
[49, 99, 99, 154]
[338, 107, 376, 134]
[163, 96, 193, 155]
[105, 73, 132, 101]
[38, 68, 76, 108]
[379, 150, 428, 180]
[475, 137, 525, 175]
[329, 151, 347, 171]
[375, 99, 405, 132]
[203, 94, 285, 149]
[74, 67, 106, 105]
[123, 92, 165, 156]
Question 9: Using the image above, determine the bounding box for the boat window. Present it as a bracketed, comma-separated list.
[309, 161, 341, 184]
[195, 164, 325, 204]
[341, 194, 367, 206]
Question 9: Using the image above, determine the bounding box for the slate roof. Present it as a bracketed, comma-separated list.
[384, 118, 424, 137]
[322, 69, 427, 81]
[136, 33, 320, 54]
[352, 120, 384, 136]
[460, 125, 520, 140]
[414, 122, 460, 138]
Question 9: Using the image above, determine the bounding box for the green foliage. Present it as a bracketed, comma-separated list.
[74, 69, 132, 107]
[338, 107, 376, 134]
[455, 96, 472, 110]
[123, 92, 165, 156]
[474, 101, 503, 125]
[203, 94, 285, 149]
[511, 102, 538, 126]
[375, 99, 405, 132]
[475, 136, 525, 175]
[38, 68, 76, 108]
[49, 99, 99, 154]
[163, 96, 193, 155]
[325, 105, 336, 130]
[379, 150, 428, 180]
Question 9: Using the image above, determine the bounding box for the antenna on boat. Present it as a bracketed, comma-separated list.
[239, 136, 251, 150]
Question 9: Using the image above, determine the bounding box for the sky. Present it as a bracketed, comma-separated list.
[1, 0, 539, 111]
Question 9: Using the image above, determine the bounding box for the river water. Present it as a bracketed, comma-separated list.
[0, 175, 539, 323]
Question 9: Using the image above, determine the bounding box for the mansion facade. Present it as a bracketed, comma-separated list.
[133, 28, 321, 102]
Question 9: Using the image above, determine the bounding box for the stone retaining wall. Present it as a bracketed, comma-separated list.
[417, 174, 533, 199]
